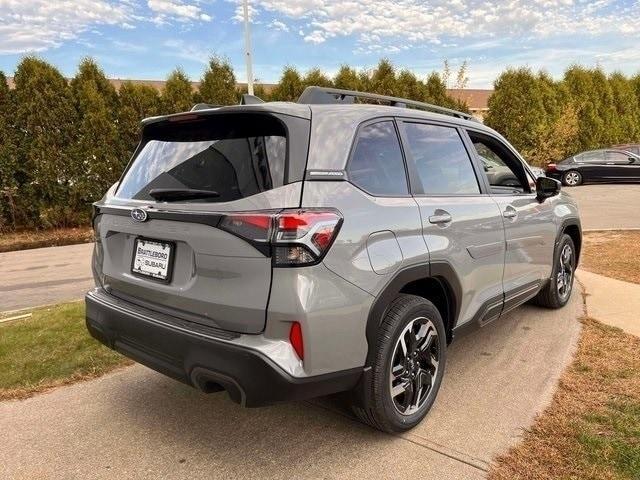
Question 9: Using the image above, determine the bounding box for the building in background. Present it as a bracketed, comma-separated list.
[447, 89, 492, 121]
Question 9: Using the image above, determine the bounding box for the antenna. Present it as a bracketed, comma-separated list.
[242, 0, 254, 96]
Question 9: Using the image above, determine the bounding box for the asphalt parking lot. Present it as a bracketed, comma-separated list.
[566, 183, 640, 230]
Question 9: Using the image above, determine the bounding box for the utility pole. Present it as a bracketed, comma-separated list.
[243, 0, 254, 95]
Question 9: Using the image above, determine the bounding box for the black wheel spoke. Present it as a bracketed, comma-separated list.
[408, 329, 418, 354]
[419, 329, 436, 354]
[419, 368, 432, 390]
[401, 381, 414, 410]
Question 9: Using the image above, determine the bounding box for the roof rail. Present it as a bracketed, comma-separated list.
[297, 86, 476, 121]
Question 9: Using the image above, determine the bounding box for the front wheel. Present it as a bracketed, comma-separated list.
[351, 295, 447, 433]
[562, 170, 582, 186]
[533, 234, 576, 309]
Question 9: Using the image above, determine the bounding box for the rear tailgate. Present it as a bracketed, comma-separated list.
[93, 109, 310, 334]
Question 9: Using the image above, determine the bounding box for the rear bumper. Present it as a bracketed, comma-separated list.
[85, 288, 362, 407]
[546, 171, 563, 181]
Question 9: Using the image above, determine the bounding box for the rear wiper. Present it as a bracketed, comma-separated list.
[148, 188, 220, 201]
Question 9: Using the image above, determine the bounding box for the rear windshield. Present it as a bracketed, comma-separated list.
[116, 113, 288, 202]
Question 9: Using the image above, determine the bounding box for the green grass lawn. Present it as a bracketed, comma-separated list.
[0, 302, 131, 400]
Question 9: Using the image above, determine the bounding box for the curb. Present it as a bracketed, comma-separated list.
[582, 227, 640, 232]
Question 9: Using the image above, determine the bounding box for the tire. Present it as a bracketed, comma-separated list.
[533, 234, 576, 309]
[351, 294, 447, 433]
[562, 170, 582, 187]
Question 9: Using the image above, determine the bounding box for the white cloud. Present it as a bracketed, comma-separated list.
[248, 0, 640, 50]
[148, 0, 212, 23]
[304, 30, 325, 44]
[225, 1, 260, 23]
[0, 0, 133, 53]
[162, 39, 210, 63]
[0, 0, 214, 54]
[269, 20, 289, 32]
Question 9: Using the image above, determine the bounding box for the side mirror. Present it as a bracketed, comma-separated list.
[629, 157, 637, 164]
[536, 176, 561, 202]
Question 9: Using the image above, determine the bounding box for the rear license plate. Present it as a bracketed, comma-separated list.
[131, 238, 174, 282]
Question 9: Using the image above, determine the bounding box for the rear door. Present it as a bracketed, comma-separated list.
[398, 119, 507, 327]
[574, 150, 606, 181]
[93, 110, 310, 334]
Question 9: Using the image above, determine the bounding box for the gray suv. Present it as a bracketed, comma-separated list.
[86, 87, 581, 433]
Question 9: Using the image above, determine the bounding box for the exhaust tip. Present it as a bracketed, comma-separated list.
[190, 367, 246, 406]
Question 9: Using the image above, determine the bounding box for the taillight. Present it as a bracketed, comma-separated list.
[219, 212, 274, 243]
[272, 210, 342, 266]
[219, 209, 342, 267]
[546, 163, 557, 172]
[289, 322, 304, 360]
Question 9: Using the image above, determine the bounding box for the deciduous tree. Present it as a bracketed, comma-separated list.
[198, 56, 238, 105]
[0, 71, 18, 230]
[162, 68, 194, 113]
[13, 57, 78, 227]
[302, 68, 333, 89]
[271, 66, 303, 101]
[370, 59, 397, 96]
[608, 71, 640, 144]
[333, 65, 361, 91]
[70, 58, 121, 215]
[117, 81, 161, 158]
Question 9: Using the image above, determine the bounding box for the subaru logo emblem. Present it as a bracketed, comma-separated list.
[131, 208, 148, 223]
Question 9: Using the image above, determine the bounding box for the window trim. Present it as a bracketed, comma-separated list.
[344, 116, 412, 198]
[396, 118, 487, 197]
[462, 127, 536, 197]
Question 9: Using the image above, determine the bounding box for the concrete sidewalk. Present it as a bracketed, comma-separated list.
[577, 269, 640, 337]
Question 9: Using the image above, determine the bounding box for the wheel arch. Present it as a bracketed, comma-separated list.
[365, 262, 462, 365]
[559, 218, 582, 264]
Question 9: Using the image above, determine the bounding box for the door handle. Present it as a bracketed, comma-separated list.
[503, 206, 517, 219]
[429, 212, 452, 224]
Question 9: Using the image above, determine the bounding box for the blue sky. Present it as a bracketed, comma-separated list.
[1, 0, 639, 88]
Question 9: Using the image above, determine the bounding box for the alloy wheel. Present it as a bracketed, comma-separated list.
[389, 317, 440, 416]
[564, 172, 580, 186]
[556, 244, 574, 299]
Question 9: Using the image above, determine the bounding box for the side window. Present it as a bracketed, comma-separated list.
[606, 151, 631, 163]
[468, 132, 529, 194]
[403, 123, 480, 195]
[580, 151, 604, 163]
[347, 121, 408, 196]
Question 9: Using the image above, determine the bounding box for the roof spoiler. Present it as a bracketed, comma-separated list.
[297, 86, 476, 122]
